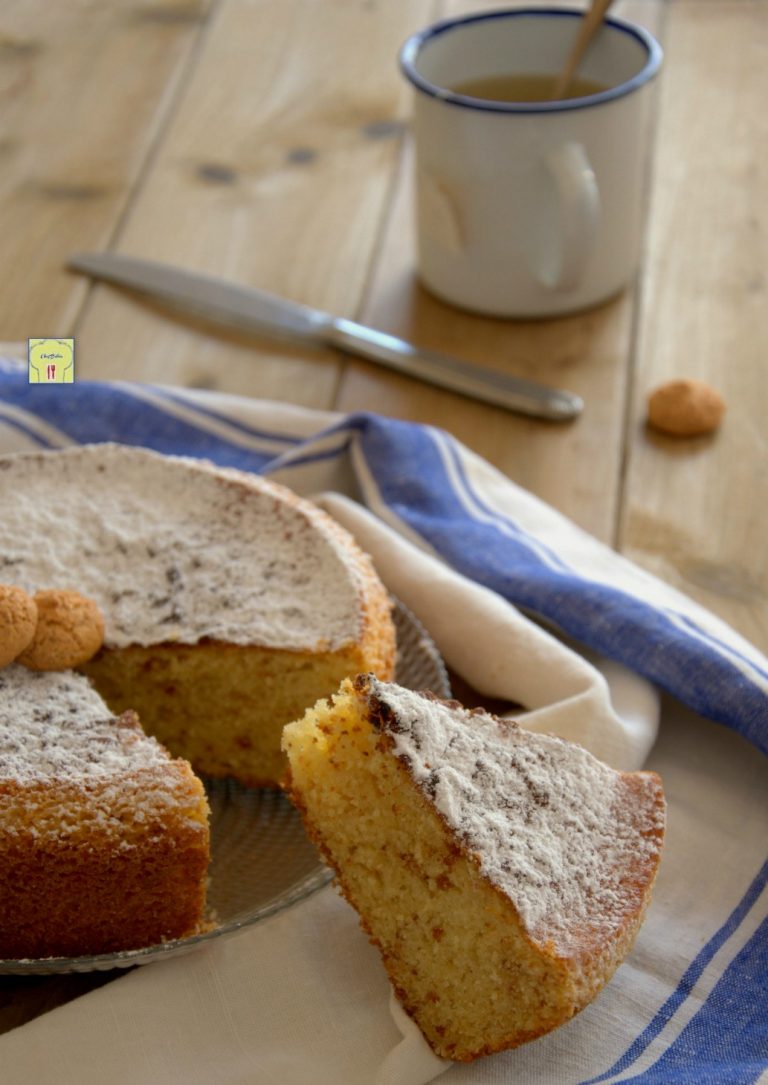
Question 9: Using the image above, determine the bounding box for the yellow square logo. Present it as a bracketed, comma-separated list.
[28, 339, 75, 383]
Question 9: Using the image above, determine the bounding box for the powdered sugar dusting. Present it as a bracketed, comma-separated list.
[364, 678, 664, 954]
[0, 665, 169, 783]
[0, 444, 363, 651]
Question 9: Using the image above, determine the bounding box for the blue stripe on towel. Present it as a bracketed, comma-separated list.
[0, 409, 59, 448]
[618, 916, 768, 1084]
[581, 860, 768, 1084]
[141, 386, 304, 446]
[1, 381, 276, 471]
[673, 611, 768, 685]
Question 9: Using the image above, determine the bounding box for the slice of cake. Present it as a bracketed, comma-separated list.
[0, 666, 209, 958]
[282, 674, 666, 1062]
[1, 444, 395, 787]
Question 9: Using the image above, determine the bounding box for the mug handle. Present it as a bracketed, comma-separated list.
[536, 142, 600, 291]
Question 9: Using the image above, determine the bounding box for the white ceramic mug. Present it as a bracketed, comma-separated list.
[399, 8, 663, 318]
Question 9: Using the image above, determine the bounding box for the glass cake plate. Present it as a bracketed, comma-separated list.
[0, 600, 450, 975]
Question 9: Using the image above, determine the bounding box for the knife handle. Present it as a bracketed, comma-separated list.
[327, 318, 582, 422]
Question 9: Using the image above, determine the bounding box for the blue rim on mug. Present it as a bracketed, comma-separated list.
[399, 8, 663, 113]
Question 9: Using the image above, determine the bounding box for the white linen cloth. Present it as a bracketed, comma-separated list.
[0, 370, 765, 1085]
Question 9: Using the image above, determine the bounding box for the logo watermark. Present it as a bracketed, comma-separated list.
[28, 339, 75, 383]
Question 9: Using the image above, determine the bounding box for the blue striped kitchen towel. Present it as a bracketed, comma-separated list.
[0, 366, 764, 756]
[0, 365, 765, 1085]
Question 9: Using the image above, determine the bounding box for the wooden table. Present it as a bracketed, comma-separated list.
[1, 0, 765, 1039]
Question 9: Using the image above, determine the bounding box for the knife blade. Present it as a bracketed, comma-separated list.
[68, 252, 583, 422]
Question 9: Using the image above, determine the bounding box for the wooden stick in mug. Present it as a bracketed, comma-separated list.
[550, 0, 616, 100]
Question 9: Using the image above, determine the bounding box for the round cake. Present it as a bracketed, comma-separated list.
[0, 443, 396, 957]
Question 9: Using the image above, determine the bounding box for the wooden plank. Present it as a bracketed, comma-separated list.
[621, 0, 768, 654]
[335, 0, 667, 543]
[74, 0, 434, 404]
[0, 0, 215, 339]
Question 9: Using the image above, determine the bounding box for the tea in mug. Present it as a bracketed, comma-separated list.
[451, 72, 608, 103]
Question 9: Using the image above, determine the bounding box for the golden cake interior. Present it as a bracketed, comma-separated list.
[282, 676, 665, 1062]
[82, 627, 393, 788]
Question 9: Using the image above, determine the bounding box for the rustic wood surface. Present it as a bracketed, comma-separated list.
[1, 0, 765, 1035]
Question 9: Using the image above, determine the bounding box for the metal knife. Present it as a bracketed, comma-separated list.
[68, 252, 583, 422]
